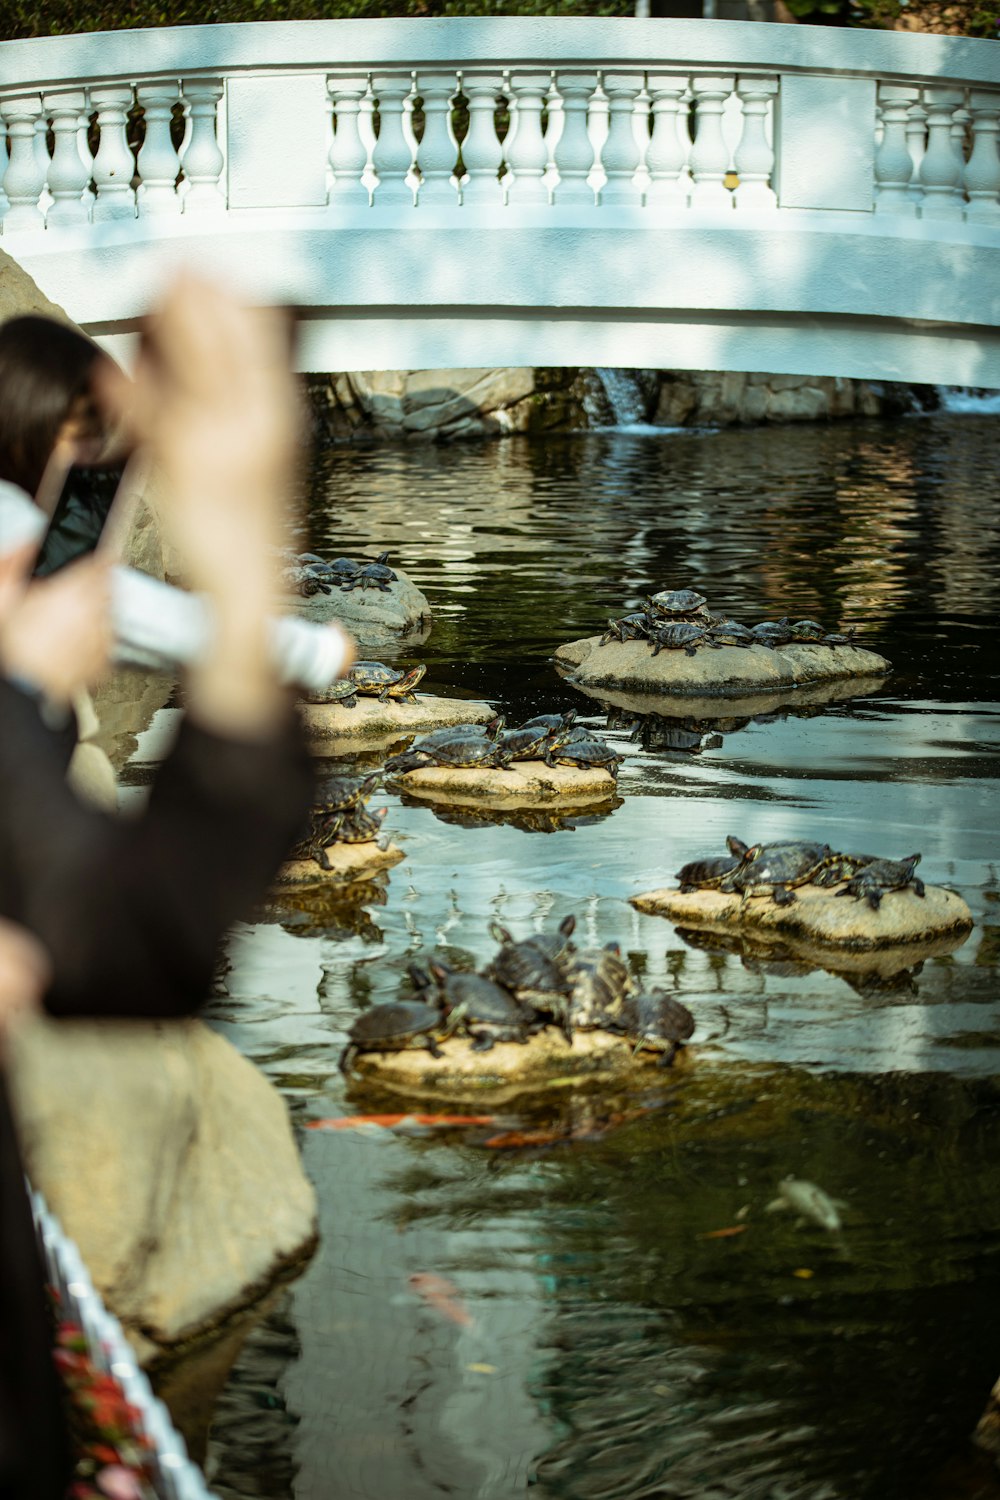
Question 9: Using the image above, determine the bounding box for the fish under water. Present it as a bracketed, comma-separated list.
[765, 1176, 846, 1232]
[306, 1114, 496, 1131]
[408, 1272, 474, 1328]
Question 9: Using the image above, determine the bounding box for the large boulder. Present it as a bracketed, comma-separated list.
[8, 1017, 318, 1362]
[0, 250, 72, 324]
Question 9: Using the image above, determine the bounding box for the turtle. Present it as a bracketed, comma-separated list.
[387, 731, 512, 774]
[428, 966, 538, 1051]
[485, 918, 576, 1040]
[600, 612, 651, 646]
[333, 804, 389, 845]
[646, 621, 714, 658]
[326, 555, 365, 580]
[749, 619, 793, 648]
[348, 661, 426, 703]
[282, 563, 332, 598]
[821, 629, 857, 648]
[599, 990, 695, 1067]
[675, 853, 744, 893]
[787, 619, 827, 642]
[705, 619, 755, 649]
[543, 729, 624, 779]
[521, 711, 576, 733]
[645, 589, 709, 620]
[288, 810, 341, 869]
[305, 677, 360, 708]
[317, 773, 381, 813]
[341, 552, 398, 592]
[497, 723, 561, 762]
[811, 850, 878, 888]
[835, 853, 925, 910]
[339, 1000, 447, 1075]
[720, 840, 855, 906]
[564, 942, 635, 1028]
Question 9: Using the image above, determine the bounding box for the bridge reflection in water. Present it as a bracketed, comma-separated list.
[1, 17, 999, 384]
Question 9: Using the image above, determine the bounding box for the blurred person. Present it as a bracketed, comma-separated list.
[0, 277, 320, 1500]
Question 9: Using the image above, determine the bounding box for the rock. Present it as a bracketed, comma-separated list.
[631, 882, 974, 953]
[565, 673, 888, 723]
[346, 1026, 691, 1106]
[0, 250, 72, 323]
[299, 693, 494, 751]
[275, 839, 405, 886]
[8, 1018, 318, 1357]
[291, 564, 431, 640]
[386, 760, 618, 808]
[554, 635, 891, 697]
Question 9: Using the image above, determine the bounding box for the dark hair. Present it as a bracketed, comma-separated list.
[0, 315, 104, 497]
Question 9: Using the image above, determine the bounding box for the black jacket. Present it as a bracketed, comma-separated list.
[0, 681, 313, 1500]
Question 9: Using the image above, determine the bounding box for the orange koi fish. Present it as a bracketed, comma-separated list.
[408, 1273, 474, 1327]
[306, 1114, 496, 1131]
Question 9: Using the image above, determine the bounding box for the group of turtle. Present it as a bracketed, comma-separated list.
[290, 773, 390, 871]
[281, 549, 399, 598]
[600, 588, 856, 658]
[385, 710, 624, 780]
[310, 659, 427, 707]
[676, 836, 925, 910]
[339, 913, 695, 1074]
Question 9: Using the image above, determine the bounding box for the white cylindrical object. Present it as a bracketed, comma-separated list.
[110, 568, 350, 692]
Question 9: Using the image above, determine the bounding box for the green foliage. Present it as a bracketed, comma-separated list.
[781, 0, 1000, 31]
[0, 0, 632, 40]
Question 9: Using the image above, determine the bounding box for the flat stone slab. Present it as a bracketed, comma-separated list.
[632, 881, 973, 953]
[386, 760, 618, 808]
[348, 1027, 690, 1105]
[564, 672, 889, 723]
[300, 693, 494, 751]
[293, 566, 431, 640]
[275, 840, 404, 887]
[554, 636, 891, 698]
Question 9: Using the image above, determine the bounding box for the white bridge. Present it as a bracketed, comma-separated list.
[2, 17, 999, 384]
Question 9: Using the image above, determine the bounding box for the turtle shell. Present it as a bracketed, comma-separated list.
[347, 1000, 442, 1046]
[437, 972, 530, 1027]
[836, 853, 924, 910]
[725, 840, 837, 900]
[647, 589, 709, 618]
[349, 660, 401, 688]
[607, 990, 695, 1049]
[498, 725, 554, 761]
[545, 733, 623, 775]
[522, 711, 576, 733]
[675, 854, 742, 892]
[318, 773, 380, 812]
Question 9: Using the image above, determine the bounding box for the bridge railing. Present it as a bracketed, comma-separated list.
[0, 18, 997, 233]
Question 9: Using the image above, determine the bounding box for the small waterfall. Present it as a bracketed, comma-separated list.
[594, 367, 652, 428]
[936, 387, 1000, 415]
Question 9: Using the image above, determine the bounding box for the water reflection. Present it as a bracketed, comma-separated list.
[196, 418, 1000, 1500]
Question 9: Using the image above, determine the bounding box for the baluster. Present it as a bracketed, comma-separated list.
[689, 75, 736, 209]
[505, 70, 550, 206]
[33, 113, 52, 217]
[43, 89, 90, 223]
[136, 82, 182, 215]
[544, 78, 562, 175]
[906, 98, 927, 203]
[600, 71, 643, 205]
[78, 94, 96, 207]
[964, 89, 1000, 222]
[951, 102, 970, 168]
[919, 86, 964, 219]
[874, 84, 918, 215]
[370, 72, 414, 206]
[327, 75, 370, 204]
[180, 78, 225, 213]
[1, 94, 46, 229]
[0, 125, 9, 219]
[458, 70, 504, 206]
[91, 85, 136, 220]
[734, 75, 777, 210]
[551, 72, 597, 205]
[646, 73, 689, 209]
[413, 71, 459, 206]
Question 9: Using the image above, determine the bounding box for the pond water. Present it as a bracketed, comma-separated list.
[153, 414, 1000, 1500]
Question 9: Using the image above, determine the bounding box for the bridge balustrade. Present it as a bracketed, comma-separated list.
[0, 21, 998, 229]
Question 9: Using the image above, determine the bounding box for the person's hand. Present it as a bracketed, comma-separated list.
[0, 918, 50, 1054]
[0, 549, 112, 705]
[95, 274, 299, 613]
[94, 275, 302, 737]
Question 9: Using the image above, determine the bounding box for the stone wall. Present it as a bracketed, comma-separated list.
[305, 366, 933, 444]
